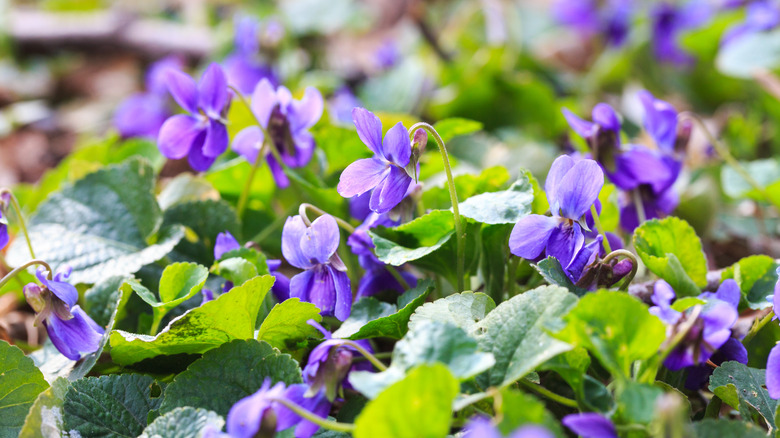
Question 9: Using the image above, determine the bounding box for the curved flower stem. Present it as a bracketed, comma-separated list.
[0, 259, 53, 289]
[518, 379, 578, 408]
[270, 397, 356, 433]
[408, 122, 464, 292]
[0, 189, 35, 259]
[590, 204, 612, 254]
[631, 190, 647, 225]
[299, 203, 356, 233]
[679, 112, 777, 209]
[341, 340, 388, 371]
[601, 249, 638, 291]
[742, 310, 775, 344]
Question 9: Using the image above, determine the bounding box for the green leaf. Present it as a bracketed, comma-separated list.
[555, 291, 666, 379]
[692, 419, 768, 438]
[109, 275, 274, 365]
[63, 374, 163, 438]
[496, 389, 565, 438]
[540, 347, 591, 403]
[721, 158, 780, 209]
[408, 291, 495, 333]
[479, 224, 511, 301]
[157, 174, 219, 210]
[459, 176, 534, 225]
[670, 296, 706, 312]
[139, 407, 224, 438]
[709, 361, 777, 430]
[350, 320, 494, 398]
[19, 377, 69, 438]
[7, 159, 184, 284]
[615, 381, 663, 425]
[353, 364, 459, 438]
[84, 275, 129, 327]
[722, 255, 779, 309]
[432, 118, 483, 143]
[312, 122, 373, 175]
[158, 262, 210, 305]
[534, 257, 588, 296]
[160, 339, 302, 416]
[422, 166, 510, 210]
[257, 298, 323, 351]
[717, 29, 780, 78]
[212, 258, 259, 287]
[633, 217, 708, 297]
[472, 285, 578, 388]
[162, 199, 241, 265]
[332, 280, 432, 340]
[0, 341, 49, 438]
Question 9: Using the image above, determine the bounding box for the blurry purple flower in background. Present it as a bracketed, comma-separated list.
[282, 214, 351, 320]
[157, 63, 232, 171]
[553, 0, 634, 47]
[721, 0, 780, 46]
[562, 413, 618, 438]
[329, 86, 362, 126]
[337, 108, 413, 214]
[114, 56, 184, 139]
[649, 279, 740, 371]
[232, 79, 323, 188]
[374, 39, 401, 69]
[23, 266, 103, 360]
[650, 1, 712, 65]
[509, 156, 604, 281]
[213, 230, 290, 301]
[223, 15, 279, 95]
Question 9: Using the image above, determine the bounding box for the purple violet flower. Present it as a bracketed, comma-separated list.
[303, 320, 374, 401]
[282, 214, 352, 320]
[650, 1, 712, 65]
[562, 413, 618, 438]
[509, 156, 604, 280]
[222, 16, 278, 95]
[552, 0, 633, 47]
[765, 269, 780, 398]
[157, 63, 232, 171]
[23, 267, 103, 360]
[214, 231, 241, 260]
[463, 417, 555, 438]
[266, 259, 291, 302]
[0, 211, 8, 250]
[649, 279, 739, 370]
[722, 0, 780, 46]
[337, 108, 413, 214]
[232, 79, 323, 188]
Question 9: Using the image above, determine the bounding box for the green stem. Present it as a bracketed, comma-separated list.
[632, 190, 647, 225]
[743, 310, 775, 344]
[250, 204, 297, 243]
[590, 205, 612, 254]
[385, 265, 412, 290]
[236, 142, 267, 219]
[518, 379, 578, 408]
[1, 189, 35, 259]
[680, 112, 777, 209]
[601, 249, 638, 291]
[408, 122, 464, 292]
[642, 305, 704, 382]
[0, 254, 26, 289]
[0, 259, 52, 290]
[149, 310, 165, 336]
[271, 398, 356, 433]
[299, 203, 356, 233]
[341, 340, 388, 371]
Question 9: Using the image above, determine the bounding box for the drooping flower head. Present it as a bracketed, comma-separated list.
[649, 279, 739, 370]
[509, 156, 604, 281]
[562, 413, 618, 438]
[24, 266, 103, 360]
[337, 108, 413, 214]
[562, 103, 622, 171]
[303, 320, 374, 401]
[215, 378, 330, 438]
[463, 417, 555, 438]
[0, 210, 8, 251]
[282, 214, 352, 320]
[232, 79, 323, 188]
[157, 63, 232, 171]
[114, 56, 184, 139]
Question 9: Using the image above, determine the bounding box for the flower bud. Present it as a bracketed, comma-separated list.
[23, 284, 46, 314]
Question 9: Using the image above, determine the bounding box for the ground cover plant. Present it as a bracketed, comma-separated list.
[3, 0, 780, 437]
